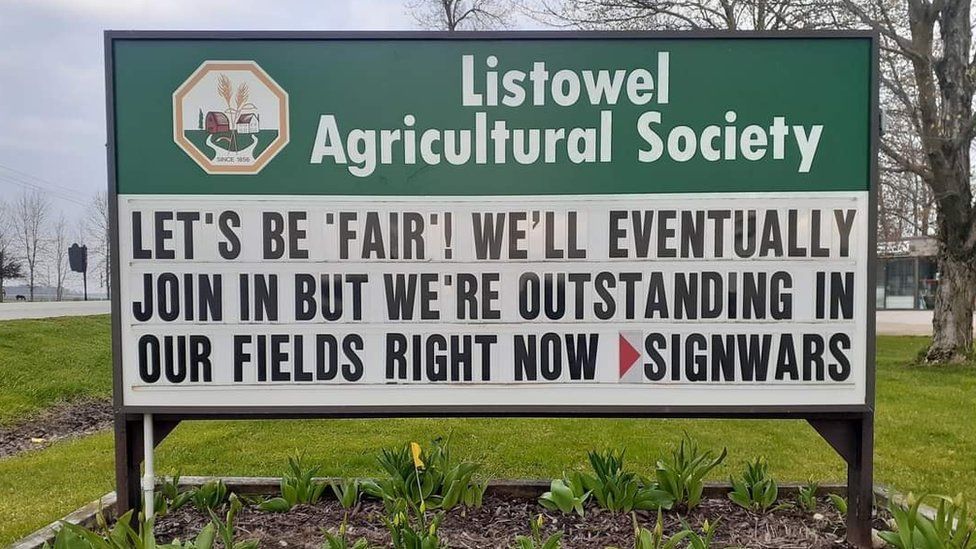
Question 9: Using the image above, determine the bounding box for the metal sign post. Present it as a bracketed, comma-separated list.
[142, 414, 154, 519]
[106, 31, 878, 547]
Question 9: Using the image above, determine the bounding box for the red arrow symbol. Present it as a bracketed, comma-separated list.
[619, 333, 641, 378]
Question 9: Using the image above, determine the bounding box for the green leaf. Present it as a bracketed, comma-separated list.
[50, 525, 90, 549]
[257, 497, 292, 513]
[828, 493, 848, 516]
[194, 523, 217, 549]
[281, 483, 298, 506]
[634, 488, 674, 511]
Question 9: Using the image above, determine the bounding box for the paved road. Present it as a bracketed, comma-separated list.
[0, 301, 110, 321]
[876, 310, 959, 336]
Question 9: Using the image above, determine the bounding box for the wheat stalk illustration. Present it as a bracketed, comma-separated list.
[217, 74, 233, 109]
[213, 74, 260, 152]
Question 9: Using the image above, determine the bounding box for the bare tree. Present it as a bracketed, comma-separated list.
[524, 0, 830, 30]
[839, 0, 976, 362]
[13, 190, 50, 302]
[529, 0, 976, 362]
[51, 214, 69, 301]
[85, 191, 111, 299]
[857, 4, 939, 244]
[408, 0, 512, 30]
[526, 0, 929, 239]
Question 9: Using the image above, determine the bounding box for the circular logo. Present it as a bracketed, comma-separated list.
[173, 60, 289, 174]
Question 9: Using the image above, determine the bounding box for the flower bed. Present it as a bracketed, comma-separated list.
[151, 492, 868, 548]
[34, 436, 976, 549]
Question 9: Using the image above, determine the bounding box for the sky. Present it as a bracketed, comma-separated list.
[0, 0, 540, 294]
[0, 0, 533, 226]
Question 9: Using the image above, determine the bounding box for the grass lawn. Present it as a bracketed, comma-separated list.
[0, 315, 111, 425]
[1, 316, 975, 544]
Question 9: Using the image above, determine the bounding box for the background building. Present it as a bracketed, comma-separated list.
[876, 236, 939, 310]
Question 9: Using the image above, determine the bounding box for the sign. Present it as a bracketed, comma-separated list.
[108, 32, 877, 414]
[69, 244, 87, 273]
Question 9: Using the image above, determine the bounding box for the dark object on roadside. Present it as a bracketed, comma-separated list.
[68, 244, 88, 273]
[15, 294, 26, 301]
[68, 244, 88, 300]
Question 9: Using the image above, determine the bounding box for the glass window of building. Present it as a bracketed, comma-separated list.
[917, 258, 939, 310]
[884, 258, 916, 309]
[876, 262, 886, 309]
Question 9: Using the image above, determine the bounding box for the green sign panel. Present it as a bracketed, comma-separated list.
[111, 36, 872, 196]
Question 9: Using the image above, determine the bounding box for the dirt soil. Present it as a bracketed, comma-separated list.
[154, 494, 885, 548]
[0, 398, 112, 458]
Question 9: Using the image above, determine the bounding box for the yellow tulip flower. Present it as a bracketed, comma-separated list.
[411, 442, 425, 469]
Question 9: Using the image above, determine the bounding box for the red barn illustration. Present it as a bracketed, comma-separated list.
[205, 111, 230, 133]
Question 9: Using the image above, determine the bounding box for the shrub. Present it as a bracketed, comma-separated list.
[154, 473, 193, 517]
[797, 482, 819, 512]
[879, 493, 976, 549]
[369, 440, 452, 548]
[207, 494, 259, 549]
[678, 517, 720, 549]
[189, 479, 230, 512]
[44, 510, 148, 549]
[42, 509, 228, 549]
[655, 435, 727, 511]
[158, 523, 217, 549]
[366, 438, 486, 512]
[728, 457, 779, 513]
[321, 514, 370, 549]
[258, 454, 327, 512]
[631, 512, 658, 549]
[512, 515, 563, 549]
[612, 511, 692, 549]
[538, 476, 589, 517]
[384, 508, 447, 549]
[580, 449, 672, 513]
[829, 493, 848, 516]
[330, 478, 364, 509]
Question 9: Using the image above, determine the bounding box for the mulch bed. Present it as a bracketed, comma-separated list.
[154, 494, 886, 548]
[0, 398, 112, 458]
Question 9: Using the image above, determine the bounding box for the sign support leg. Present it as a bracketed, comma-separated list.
[808, 414, 874, 548]
[142, 413, 155, 519]
[846, 415, 874, 548]
[114, 415, 181, 519]
[114, 415, 143, 520]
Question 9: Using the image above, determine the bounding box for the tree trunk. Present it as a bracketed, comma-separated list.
[926, 255, 976, 362]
